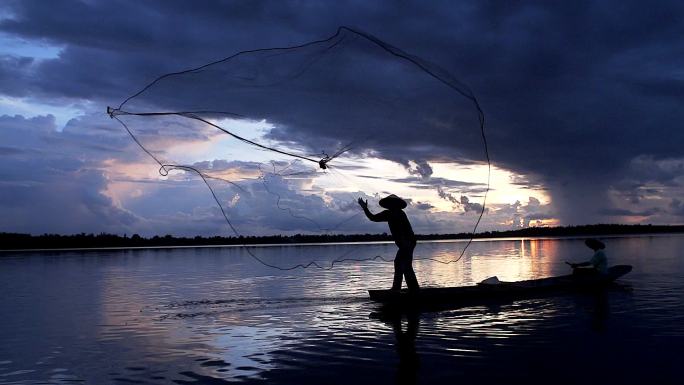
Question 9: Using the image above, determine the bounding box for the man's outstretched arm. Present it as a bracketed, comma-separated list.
[571, 261, 592, 267]
[358, 198, 389, 222]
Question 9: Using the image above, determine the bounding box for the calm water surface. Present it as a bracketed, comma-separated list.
[1, 235, 683, 384]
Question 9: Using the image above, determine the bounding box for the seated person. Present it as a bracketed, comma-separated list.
[568, 238, 607, 275]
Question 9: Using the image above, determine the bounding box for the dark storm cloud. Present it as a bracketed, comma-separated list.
[406, 159, 433, 178]
[459, 195, 483, 213]
[0, 146, 27, 155]
[624, 156, 684, 186]
[1, 0, 684, 231]
[598, 208, 663, 217]
[669, 199, 684, 217]
[0, 55, 34, 97]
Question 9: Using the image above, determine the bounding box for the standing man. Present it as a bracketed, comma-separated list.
[358, 194, 420, 291]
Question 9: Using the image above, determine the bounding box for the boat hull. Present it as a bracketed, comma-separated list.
[368, 265, 632, 306]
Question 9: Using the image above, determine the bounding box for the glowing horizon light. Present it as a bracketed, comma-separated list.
[103, 129, 556, 232]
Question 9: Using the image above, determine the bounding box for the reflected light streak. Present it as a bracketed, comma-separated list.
[413, 239, 558, 287]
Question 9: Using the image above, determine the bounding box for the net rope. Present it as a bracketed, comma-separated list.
[109, 26, 491, 270]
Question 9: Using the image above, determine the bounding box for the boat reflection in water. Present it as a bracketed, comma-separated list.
[369, 275, 632, 385]
[370, 309, 420, 385]
[4, 236, 681, 384]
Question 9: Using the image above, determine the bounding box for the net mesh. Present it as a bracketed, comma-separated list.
[109, 26, 490, 269]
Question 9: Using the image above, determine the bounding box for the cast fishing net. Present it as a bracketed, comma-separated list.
[108, 26, 490, 270]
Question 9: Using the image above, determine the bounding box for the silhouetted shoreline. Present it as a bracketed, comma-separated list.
[1, 224, 683, 251]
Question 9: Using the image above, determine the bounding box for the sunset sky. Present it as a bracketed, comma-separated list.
[1, 1, 683, 236]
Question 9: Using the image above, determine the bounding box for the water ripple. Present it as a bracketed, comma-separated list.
[1, 236, 683, 384]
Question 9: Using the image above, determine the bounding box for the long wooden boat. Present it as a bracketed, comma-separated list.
[368, 265, 632, 306]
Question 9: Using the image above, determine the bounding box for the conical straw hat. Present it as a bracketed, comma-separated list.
[379, 194, 407, 210]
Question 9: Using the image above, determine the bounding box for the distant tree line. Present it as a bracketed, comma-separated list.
[1, 224, 683, 251]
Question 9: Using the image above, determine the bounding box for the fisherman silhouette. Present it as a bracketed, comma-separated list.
[358, 194, 420, 291]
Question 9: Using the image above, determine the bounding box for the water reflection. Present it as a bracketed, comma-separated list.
[574, 284, 631, 332]
[366, 275, 639, 384]
[0, 236, 682, 384]
[589, 291, 610, 331]
[371, 309, 420, 385]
